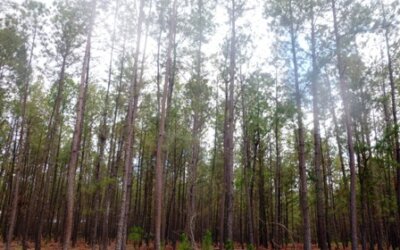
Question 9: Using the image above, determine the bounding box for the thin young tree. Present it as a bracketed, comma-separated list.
[5, 13, 31, 250]
[310, 1, 328, 248]
[222, 0, 239, 247]
[115, 0, 146, 248]
[154, 0, 177, 249]
[288, 0, 312, 248]
[185, 0, 213, 246]
[330, 0, 358, 249]
[90, 0, 120, 246]
[380, 0, 400, 220]
[240, 75, 255, 247]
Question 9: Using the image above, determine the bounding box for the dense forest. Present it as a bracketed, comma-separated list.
[1, 0, 400, 249]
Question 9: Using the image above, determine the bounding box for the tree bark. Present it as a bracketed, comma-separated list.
[240, 78, 254, 247]
[381, 1, 400, 222]
[90, 0, 121, 247]
[273, 67, 282, 250]
[62, 1, 96, 248]
[115, 0, 145, 248]
[185, 0, 204, 246]
[331, 1, 358, 249]
[223, 0, 236, 246]
[154, 1, 177, 249]
[5, 20, 37, 250]
[289, 0, 311, 249]
[310, 3, 328, 249]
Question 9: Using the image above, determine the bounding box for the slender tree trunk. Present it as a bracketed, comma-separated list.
[322, 135, 336, 249]
[273, 69, 282, 249]
[154, 1, 177, 249]
[381, 1, 400, 222]
[210, 79, 219, 242]
[221, 74, 228, 249]
[2, 120, 19, 240]
[5, 22, 37, 250]
[327, 77, 350, 247]
[71, 122, 89, 247]
[326, 78, 348, 185]
[186, 0, 204, 246]
[289, 1, 311, 249]
[310, 3, 327, 249]
[258, 140, 268, 248]
[240, 78, 254, 247]
[34, 47, 69, 248]
[90, 0, 121, 247]
[63, 2, 96, 248]
[331, 1, 358, 249]
[101, 23, 127, 250]
[186, 115, 200, 246]
[115, 0, 145, 248]
[223, 0, 236, 246]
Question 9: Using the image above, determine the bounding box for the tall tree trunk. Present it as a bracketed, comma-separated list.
[186, 115, 200, 246]
[223, 0, 236, 246]
[5, 21, 37, 250]
[34, 47, 68, 249]
[331, 1, 358, 249]
[381, 1, 400, 223]
[326, 78, 348, 186]
[186, 0, 204, 246]
[115, 0, 145, 248]
[289, 0, 311, 249]
[210, 79, 219, 242]
[154, 1, 177, 249]
[71, 122, 89, 247]
[62, 2, 96, 248]
[101, 22, 127, 250]
[90, 0, 121, 247]
[132, 0, 152, 227]
[273, 67, 282, 249]
[258, 139, 268, 248]
[310, 3, 328, 249]
[240, 77, 254, 247]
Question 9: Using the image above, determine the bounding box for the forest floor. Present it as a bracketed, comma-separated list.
[0, 241, 346, 249]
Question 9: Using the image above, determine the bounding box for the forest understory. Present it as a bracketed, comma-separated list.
[0, 241, 362, 250]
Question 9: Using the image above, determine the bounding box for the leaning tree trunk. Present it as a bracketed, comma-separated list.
[62, 1, 96, 249]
